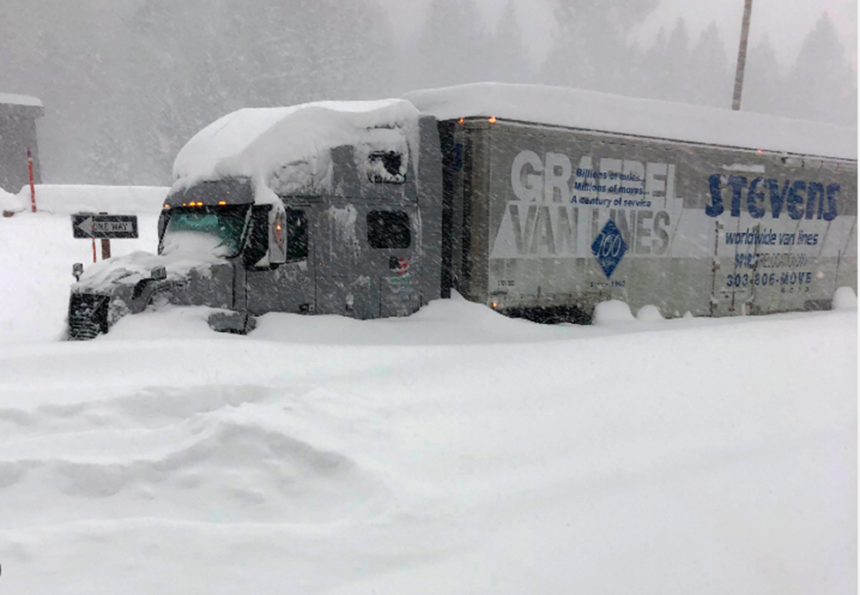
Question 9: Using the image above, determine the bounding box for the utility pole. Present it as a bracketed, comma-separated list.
[732, 0, 754, 110]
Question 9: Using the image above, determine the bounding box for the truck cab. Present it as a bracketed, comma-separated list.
[68, 103, 442, 339]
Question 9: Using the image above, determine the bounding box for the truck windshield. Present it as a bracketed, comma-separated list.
[161, 205, 248, 258]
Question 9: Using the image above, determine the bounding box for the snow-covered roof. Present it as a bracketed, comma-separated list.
[0, 93, 43, 108]
[404, 83, 857, 161]
[172, 100, 420, 201]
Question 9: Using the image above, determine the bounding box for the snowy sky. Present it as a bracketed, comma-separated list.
[380, 0, 858, 67]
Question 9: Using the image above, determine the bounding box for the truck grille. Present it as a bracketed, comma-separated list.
[68, 293, 110, 340]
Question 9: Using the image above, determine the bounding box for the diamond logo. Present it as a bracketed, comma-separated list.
[591, 219, 628, 278]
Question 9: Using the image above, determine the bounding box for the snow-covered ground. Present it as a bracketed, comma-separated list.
[0, 193, 856, 594]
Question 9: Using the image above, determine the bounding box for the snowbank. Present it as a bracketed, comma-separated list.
[0, 306, 854, 595]
[832, 287, 857, 310]
[0, 211, 160, 344]
[636, 304, 665, 322]
[172, 100, 420, 202]
[16, 184, 169, 215]
[593, 299, 636, 325]
[0, 187, 24, 213]
[404, 83, 857, 160]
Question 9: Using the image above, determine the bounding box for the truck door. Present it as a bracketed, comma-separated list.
[315, 204, 377, 318]
[246, 207, 314, 315]
[367, 208, 420, 317]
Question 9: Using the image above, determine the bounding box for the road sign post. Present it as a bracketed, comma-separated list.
[71, 213, 139, 240]
[71, 213, 139, 263]
[27, 147, 36, 213]
[98, 212, 111, 260]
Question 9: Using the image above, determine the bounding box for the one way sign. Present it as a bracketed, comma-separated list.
[71, 213, 139, 239]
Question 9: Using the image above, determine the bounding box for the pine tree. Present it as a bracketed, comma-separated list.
[741, 35, 784, 116]
[413, 0, 490, 89]
[638, 27, 669, 100]
[540, 0, 657, 93]
[687, 22, 731, 108]
[664, 18, 692, 102]
[484, 0, 533, 84]
[783, 12, 856, 125]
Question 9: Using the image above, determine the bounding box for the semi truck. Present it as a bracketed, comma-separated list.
[67, 83, 857, 339]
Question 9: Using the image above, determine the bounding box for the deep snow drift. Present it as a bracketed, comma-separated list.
[0, 194, 856, 595]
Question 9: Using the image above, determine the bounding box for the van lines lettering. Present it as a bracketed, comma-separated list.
[492, 203, 672, 258]
[511, 150, 675, 208]
[723, 228, 819, 247]
[706, 174, 839, 220]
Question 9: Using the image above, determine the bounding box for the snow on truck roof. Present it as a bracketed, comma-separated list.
[0, 92, 43, 108]
[404, 83, 857, 161]
[172, 83, 855, 200]
[171, 99, 420, 201]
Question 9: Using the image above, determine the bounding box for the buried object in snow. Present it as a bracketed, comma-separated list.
[66, 83, 858, 340]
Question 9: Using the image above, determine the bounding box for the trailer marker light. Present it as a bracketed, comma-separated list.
[218, 201, 227, 205]
[163, 204, 169, 209]
[757, 149, 763, 154]
[458, 118, 464, 124]
[492, 301, 498, 309]
[196, 202, 204, 206]
[488, 116, 497, 124]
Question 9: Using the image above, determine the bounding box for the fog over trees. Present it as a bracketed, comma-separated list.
[0, 0, 855, 185]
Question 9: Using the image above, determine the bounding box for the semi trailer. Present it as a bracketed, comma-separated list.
[67, 83, 857, 339]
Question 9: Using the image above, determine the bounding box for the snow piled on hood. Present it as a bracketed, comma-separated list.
[171, 100, 420, 203]
[75, 249, 223, 290]
[404, 82, 857, 160]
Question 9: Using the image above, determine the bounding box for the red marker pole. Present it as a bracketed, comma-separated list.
[27, 147, 36, 213]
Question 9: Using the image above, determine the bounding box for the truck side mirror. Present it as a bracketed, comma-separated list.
[72, 263, 83, 281]
[157, 211, 169, 253]
[268, 203, 287, 266]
